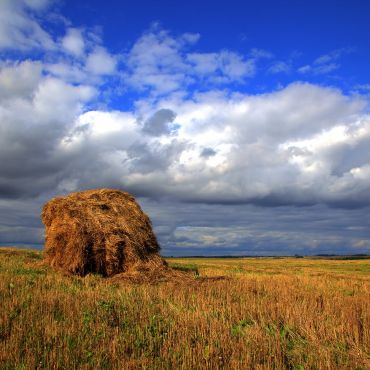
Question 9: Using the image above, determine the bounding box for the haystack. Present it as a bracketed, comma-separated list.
[42, 189, 167, 277]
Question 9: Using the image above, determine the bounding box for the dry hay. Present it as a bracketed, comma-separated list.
[42, 188, 167, 277]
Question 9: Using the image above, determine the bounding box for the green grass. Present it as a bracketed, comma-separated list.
[169, 262, 200, 276]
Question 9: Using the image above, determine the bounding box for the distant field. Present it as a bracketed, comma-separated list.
[0, 248, 369, 369]
[168, 256, 370, 278]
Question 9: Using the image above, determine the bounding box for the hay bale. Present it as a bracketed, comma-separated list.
[42, 188, 167, 277]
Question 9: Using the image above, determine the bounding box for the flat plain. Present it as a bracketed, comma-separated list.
[0, 248, 369, 369]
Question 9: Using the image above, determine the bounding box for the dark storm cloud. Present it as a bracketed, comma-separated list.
[0, 197, 44, 246]
[138, 199, 370, 256]
[142, 109, 176, 136]
[200, 148, 217, 158]
[2, 196, 369, 255]
[126, 139, 185, 174]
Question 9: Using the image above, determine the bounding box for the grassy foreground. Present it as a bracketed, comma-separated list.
[0, 248, 369, 369]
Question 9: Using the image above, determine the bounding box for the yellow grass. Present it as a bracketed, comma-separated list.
[0, 248, 369, 369]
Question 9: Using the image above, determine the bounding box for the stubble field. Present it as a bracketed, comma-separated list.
[0, 248, 369, 369]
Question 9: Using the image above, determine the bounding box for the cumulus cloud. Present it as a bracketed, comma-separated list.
[268, 61, 291, 74]
[249, 48, 274, 59]
[86, 46, 117, 75]
[124, 28, 190, 94]
[354, 84, 370, 93]
[62, 28, 85, 57]
[188, 51, 255, 82]
[0, 0, 54, 50]
[0, 60, 96, 198]
[298, 63, 338, 75]
[44, 62, 88, 84]
[124, 28, 256, 94]
[142, 109, 177, 136]
[0, 60, 43, 99]
[3, 80, 367, 209]
[298, 48, 352, 75]
[314, 48, 352, 65]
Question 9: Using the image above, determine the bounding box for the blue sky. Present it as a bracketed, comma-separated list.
[63, 0, 370, 95]
[0, 0, 370, 255]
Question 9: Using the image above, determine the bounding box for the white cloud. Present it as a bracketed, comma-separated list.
[314, 48, 352, 65]
[124, 29, 189, 94]
[186, 53, 219, 74]
[33, 77, 96, 122]
[298, 65, 311, 74]
[187, 50, 255, 81]
[86, 46, 117, 75]
[298, 48, 352, 75]
[23, 0, 51, 11]
[0, 59, 98, 200]
[124, 28, 255, 94]
[62, 28, 85, 57]
[0, 2, 117, 86]
[41, 82, 367, 209]
[180, 32, 200, 44]
[0, 8, 368, 209]
[45, 62, 88, 83]
[298, 63, 339, 75]
[281, 116, 370, 203]
[313, 63, 339, 75]
[354, 84, 370, 92]
[249, 48, 274, 59]
[268, 61, 291, 74]
[0, 60, 43, 99]
[75, 110, 137, 138]
[0, 0, 55, 50]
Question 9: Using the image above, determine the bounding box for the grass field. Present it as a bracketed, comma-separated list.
[0, 248, 369, 369]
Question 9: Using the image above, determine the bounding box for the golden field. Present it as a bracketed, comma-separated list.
[0, 248, 369, 369]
